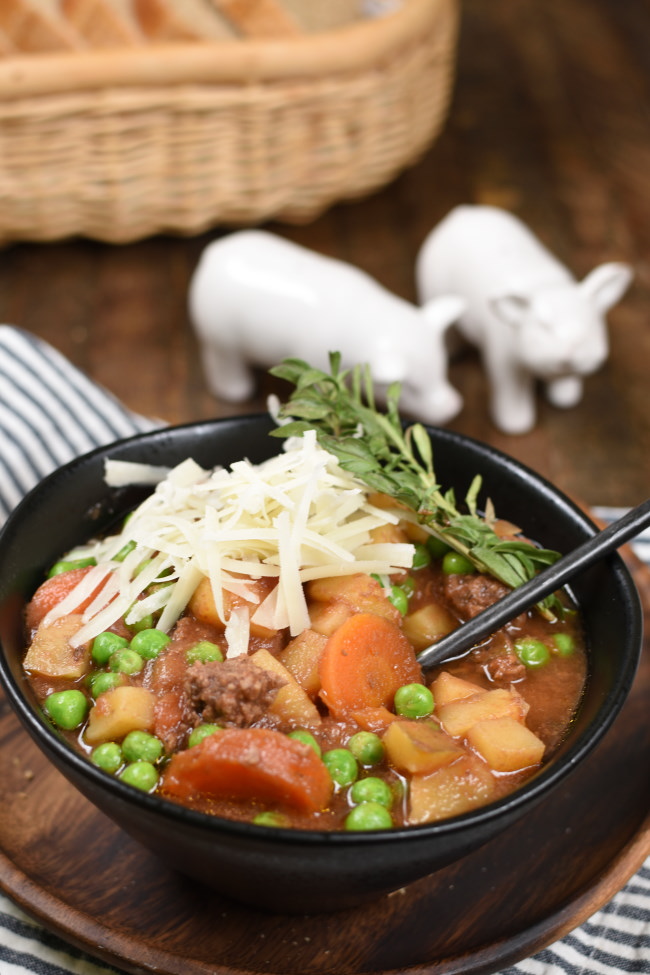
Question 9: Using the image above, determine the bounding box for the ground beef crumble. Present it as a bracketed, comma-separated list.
[444, 574, 528, 683]
[444, 573, 510, 618]
[473, 636, 527, 682]
[444, 573, 528, 627]
[184, 655, 286, 728]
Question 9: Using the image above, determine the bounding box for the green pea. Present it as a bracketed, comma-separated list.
[514, 637, 551, 668]
[349, 776, 393, 808]
[126, 610, 155, 634]
[48, 557, 97, 577]
[323, 748, 358, 788]
[187, 723, 222, 747]
[109, 648, 144, 675]
[120, 761, 159, 792]
[400, 575, 416, 598]
[347, 730, 384, 767]
[88, 671, 124, 698]
[411, 542, 431, 570]
[426, 535, 451, 560]
[388, 585, 409, 616]
[122, 730, 164, 764]
[252, 811, 290, 828]
[442, 551, 475, 575]
[113, 540, 136, 562]
[44, 689, 88, 730]
[129, 628, 170, 660]
[344, 801, 393, 831]
[91, 631, 129, 666]
[553, 633, 575, 656]
[287, 729, 321, 756]
[394, 682, 434, 718]
[91, 741, 122, 774]
[185, 640, 223, 665]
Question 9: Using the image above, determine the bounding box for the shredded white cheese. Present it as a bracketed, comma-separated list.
[104, 459, 171, 487]
[51, 431, 414, 651]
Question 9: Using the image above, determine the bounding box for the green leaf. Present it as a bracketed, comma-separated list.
[465, 475, 482, 517]
[385, 383, 403, 424]
[470, 547, 522, 587]
[295, 368, 337, 391]
[328, 350, 343, 374]
[269, 420, 312, 439]
[362, 472, 411, 498]
[269, 359, 311, 383]
[268, 353, 562, 610]
[411, 424, 434, 473]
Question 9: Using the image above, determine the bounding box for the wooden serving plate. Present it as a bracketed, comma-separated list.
[1, 554, 648, 975]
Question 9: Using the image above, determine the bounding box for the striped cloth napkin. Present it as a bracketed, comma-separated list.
[0, 325, 648, 975]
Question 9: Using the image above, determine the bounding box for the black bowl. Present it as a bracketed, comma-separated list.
[0, 415, 642, 913]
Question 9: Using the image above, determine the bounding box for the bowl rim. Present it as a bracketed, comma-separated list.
[0, 413, 643, 847]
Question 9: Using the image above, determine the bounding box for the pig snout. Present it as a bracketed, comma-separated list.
[528, 336, 607, 379]
[572, 341, 608, 374]
[555, 352, 604, 376]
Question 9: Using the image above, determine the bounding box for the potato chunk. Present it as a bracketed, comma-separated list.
[402, 603, 457, 651]
[85, 686, 155, 745]
[251, 648, 321, 728]
[408, 755, 497, 824]
[383, 719, 463, 774]
[430, 671, 485, 707]
[306, 573, 400, 624]
[467, 717, 545, 772]
[277, 628, 327, 698]
[368, 523, 410, 545]
[437, 688, 526, 738]
[308, 600, 355, 637]
[189, 576, 277, 638]
[23, 614, 89, 679]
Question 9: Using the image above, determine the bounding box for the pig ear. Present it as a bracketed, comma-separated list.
[421, 295, 466, 332]
[490, 294, 529, 329]
[581, 262, 633, 313]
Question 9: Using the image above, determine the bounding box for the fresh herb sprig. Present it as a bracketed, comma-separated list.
[269, 354, 562, 618]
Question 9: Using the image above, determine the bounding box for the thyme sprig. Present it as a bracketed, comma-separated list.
[269, 353, 562, 617]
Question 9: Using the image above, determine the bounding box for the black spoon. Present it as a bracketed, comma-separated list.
[417, 498, 650, 671]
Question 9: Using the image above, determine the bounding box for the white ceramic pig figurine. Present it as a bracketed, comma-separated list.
[189, 230, 465, 425]
[416, 205, 633, 434]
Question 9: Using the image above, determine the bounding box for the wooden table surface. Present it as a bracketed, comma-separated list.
[0, 0, 648, 511]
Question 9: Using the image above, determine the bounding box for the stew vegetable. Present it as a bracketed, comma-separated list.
[23, 420, 586, 832]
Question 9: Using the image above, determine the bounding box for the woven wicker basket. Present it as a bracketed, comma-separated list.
[0, 0, 459, 244]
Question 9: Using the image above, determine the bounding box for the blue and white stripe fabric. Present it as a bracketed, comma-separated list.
[501, 861, 650, 975]
[0, 325, 648, 975]
[0, 326, 159, 527]
[593, 506, 650, 568]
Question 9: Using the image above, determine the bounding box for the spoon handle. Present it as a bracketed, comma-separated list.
[417, 498, 650, 671]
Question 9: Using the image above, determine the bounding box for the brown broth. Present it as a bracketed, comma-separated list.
[23, 555, 588, 831]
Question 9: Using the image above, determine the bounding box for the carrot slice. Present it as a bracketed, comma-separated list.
[26, 565, 104, 632]
[161, 727, 333, 813]
[319, 612, 422, 718]
[350, 706, 402, 733]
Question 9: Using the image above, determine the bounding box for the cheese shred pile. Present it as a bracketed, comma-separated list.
[45, 431, 415, 654]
